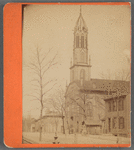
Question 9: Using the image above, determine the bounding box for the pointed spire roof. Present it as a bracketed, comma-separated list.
[75, 5, 87, 31]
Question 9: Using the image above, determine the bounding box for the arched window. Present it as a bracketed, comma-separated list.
[113, 100, 117, 111]
[76, 36, 79, 48]
[119, 117, 124, 129]
[113, 117, 117, 129]
[118, 98, 124, 111]
[108, 101, 111, 112]
[85, 36, 87, 49]
[80, 69, 85, 86]
[81, 36, 84, 48]
[87, 102, 93, 117]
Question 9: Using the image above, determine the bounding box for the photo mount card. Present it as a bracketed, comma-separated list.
[4, 2, 131, 148]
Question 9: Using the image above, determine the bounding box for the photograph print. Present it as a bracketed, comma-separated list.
[22, 3, 131, 145]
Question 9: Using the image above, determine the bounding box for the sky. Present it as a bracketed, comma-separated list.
[22, 4, 131, 119]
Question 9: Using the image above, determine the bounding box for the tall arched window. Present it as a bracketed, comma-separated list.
[81, 36, 84, 48]
[76, 36, 79, 48]
[80, 69, 85, 85]
[118, 98, 124, 111]
[85, 36, 87, 49]
[119, 117, 124, 129]
[87, 102, 93, 117]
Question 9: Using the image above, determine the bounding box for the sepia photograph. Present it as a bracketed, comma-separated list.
[22, 3, 131, 145]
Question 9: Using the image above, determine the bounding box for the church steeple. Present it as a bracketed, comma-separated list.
[70, 6, 91, 84]
[73, 6, 88, 65]
[74, 6, 88, 33]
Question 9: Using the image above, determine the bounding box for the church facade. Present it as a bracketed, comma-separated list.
[65, 9, 130, 136]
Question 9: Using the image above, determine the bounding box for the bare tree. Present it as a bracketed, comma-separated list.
[65, 86, 110, 135]
[54, 117, 59, 134]
[65, 86, 91, 134]
[22, 115, 32, 132]
[25, 47, 57, 141]
[99, 56, 130, 81]
[99, 69, 130, 81]
[49, 87, 68, 134]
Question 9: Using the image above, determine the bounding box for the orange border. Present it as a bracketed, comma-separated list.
[4, 2, 131, 148]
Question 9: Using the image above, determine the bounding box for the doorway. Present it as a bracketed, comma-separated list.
[108, 118, 111, 133]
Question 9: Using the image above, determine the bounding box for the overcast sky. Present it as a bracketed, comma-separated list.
[22, 4, 131, 119]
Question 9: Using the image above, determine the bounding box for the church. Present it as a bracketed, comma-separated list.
[65, 8, 130, 137]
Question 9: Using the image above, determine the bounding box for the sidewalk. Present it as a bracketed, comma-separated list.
[22, 132, 130, 144]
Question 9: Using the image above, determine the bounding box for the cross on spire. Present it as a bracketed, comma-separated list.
[80, 5, 82, 15]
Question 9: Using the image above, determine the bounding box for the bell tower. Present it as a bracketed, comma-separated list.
[70, 6, 91, 85]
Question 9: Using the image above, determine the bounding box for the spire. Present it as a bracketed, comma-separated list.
[74, 5, 87, 31]
[80, 5, 82, 15]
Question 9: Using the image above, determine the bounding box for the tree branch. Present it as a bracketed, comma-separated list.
[42, 83, 57, 97]
[26, 94, 40, 101]
[69, 97, 85, 112]
[40, 48, 53, 64]
[42, 79, 57, 88]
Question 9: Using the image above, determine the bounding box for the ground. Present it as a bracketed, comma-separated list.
[22, 132, 130, 144]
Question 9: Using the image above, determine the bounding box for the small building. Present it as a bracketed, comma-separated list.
[32, 112, 65, 134]
[86, 121, 102, 135]
[104, 93, 130, 137]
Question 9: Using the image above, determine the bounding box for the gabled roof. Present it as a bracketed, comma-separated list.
[86, 78, 130, 93]
[65, 81, 80, 97]
[67, 79, 130, 95]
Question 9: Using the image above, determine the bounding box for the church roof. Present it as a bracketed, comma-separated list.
[67, 78, 130, 95]
[75, 9, 87, 31]
[85, 78, 129, 93]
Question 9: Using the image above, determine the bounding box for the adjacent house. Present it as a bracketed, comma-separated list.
[104, 93, 130, 137]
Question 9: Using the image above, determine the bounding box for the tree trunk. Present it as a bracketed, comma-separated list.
[62, 116, 65, 134]
[82, 109, 87, 135]
[39, 108, 43, 141]
[67, 120, 70, 134]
